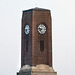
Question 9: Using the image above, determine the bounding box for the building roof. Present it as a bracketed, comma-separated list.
[23, 7, 50, 12]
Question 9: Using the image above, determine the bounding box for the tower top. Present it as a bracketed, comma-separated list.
[23, 7, 50, 12]
[21, 8, 52, 67]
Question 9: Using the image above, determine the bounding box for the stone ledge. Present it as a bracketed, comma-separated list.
[19, 64, 56, 73]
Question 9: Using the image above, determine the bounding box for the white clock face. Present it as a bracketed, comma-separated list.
[38, 24, 46, 34]
[25, 25, 30, 34]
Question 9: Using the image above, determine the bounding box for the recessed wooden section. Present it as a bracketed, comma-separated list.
[40, 40, 44, 52]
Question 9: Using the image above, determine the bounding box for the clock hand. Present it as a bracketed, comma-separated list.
[38, 28, 42, 31]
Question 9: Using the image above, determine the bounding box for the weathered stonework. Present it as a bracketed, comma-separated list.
[18, 64, 57, 75]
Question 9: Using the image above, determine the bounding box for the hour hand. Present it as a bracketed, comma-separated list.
[38, 28, 42, 31]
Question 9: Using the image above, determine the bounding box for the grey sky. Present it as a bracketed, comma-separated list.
[0, 0, 75, 75]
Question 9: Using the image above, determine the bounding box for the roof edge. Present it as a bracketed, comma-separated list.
[23, 7, 50, 12]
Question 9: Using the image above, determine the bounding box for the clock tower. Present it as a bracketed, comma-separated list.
[17, 7, 57, 75]
[21, 7, 52, 67]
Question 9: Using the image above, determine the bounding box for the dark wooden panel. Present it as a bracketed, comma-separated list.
[21, 10, 32, 67]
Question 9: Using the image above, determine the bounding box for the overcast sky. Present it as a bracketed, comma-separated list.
[0, 0, 75, 75]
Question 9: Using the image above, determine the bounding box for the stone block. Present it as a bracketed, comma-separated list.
[17, 64, 57, 75]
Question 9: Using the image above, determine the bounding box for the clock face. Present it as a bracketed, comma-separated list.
[25, 25, 30, 34]
[38, 24, 46, 34]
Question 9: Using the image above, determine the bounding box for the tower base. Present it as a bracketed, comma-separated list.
[17, 64, 57, 75]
